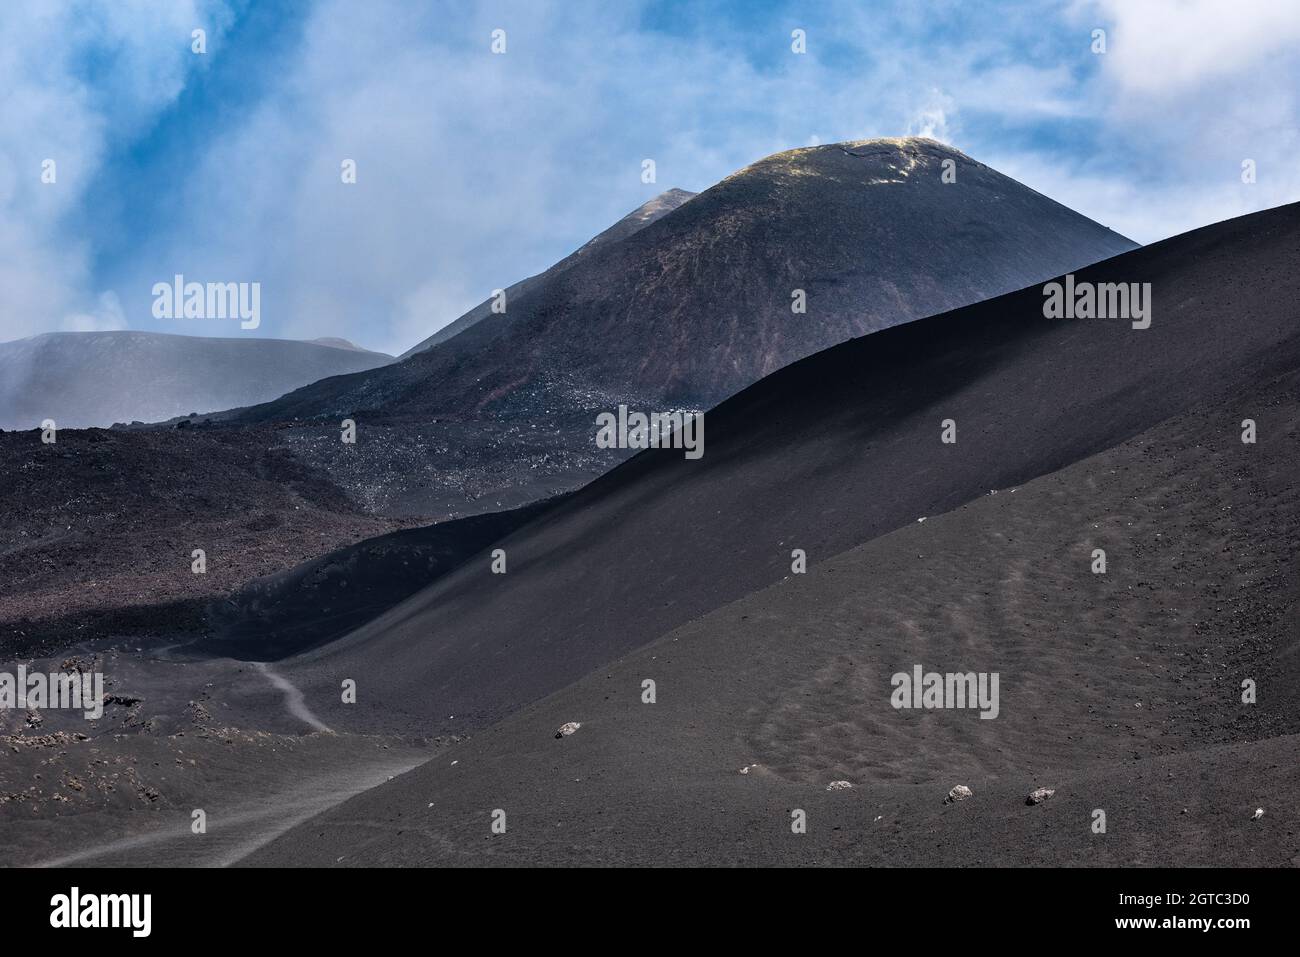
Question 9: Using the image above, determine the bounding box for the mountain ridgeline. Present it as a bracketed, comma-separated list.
[397, 188, 698, 359]
[234, 138, 1137, 425]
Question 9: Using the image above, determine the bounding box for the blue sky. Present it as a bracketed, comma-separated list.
[2, 0, 1298, 353]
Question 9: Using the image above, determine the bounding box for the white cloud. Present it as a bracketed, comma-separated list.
[907, 90, 954, 141]
[1040, 0, 1300, 241]
[1079, 0, 1300, 97]
[110, 0, 946, 354]
[62, 291, 128, 333]
[981, 150, 1266, 245]
[0, 0, 234, 343]
[3, 0, 1297, 353]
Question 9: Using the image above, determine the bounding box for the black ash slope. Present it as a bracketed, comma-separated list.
[269, 200, 1300, 749]
[247, 362, 1300, 866]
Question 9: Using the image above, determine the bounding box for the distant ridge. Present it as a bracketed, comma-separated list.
[309, 337, 382, 354]
[0, 331, 393, 430]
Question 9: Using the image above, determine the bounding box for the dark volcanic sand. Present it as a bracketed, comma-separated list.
[6, 201, 1297, 869]
[245, 367, 1299, 866]
[269, 201, 1300, 741]
[0, 642, 431, 867]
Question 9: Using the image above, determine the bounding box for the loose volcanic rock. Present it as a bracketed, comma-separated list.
[946, 785, 974, 804]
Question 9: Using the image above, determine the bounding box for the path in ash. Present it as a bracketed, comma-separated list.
[253, 661, 334, 733]
[34, 753, 422, 868]
[33, 662, 419, 867]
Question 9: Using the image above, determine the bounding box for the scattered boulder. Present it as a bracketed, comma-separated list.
[554, 721, 581, 739]
[826, 780, 854, 791]
[945, 784, 973, 804]
[1026, 787, 1056, 805]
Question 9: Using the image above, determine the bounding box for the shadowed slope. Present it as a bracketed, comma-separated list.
[0, 426, 418, 657]
[203, 499, 555, 660]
